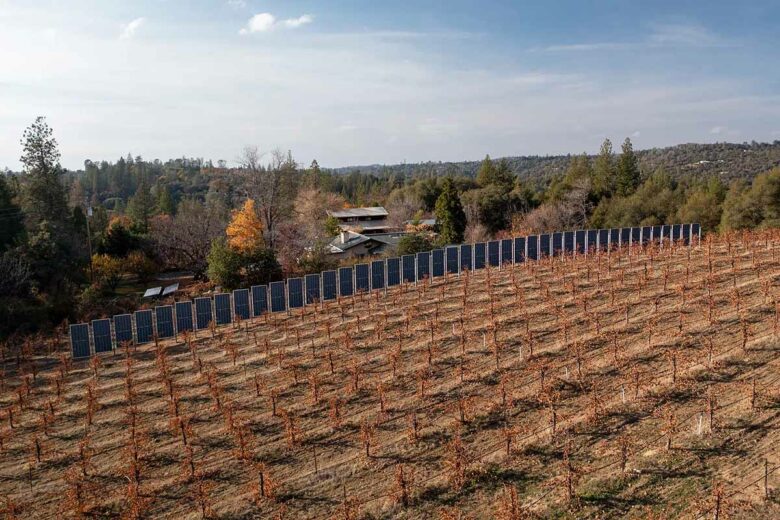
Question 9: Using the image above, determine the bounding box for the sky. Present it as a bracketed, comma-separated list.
[1, 0, 779, 171]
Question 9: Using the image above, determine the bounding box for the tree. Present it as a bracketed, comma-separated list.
[477, 156, 514, 190]
[206, 239, 243, 290]
[126, 181, 155, 233]
[156, 186, 175, 215]
[91, 254, 124, 293]
[97, 219, 140, 257]
[324, 216, 341, 237]
[616, 138, 640, 196]
[19, 117, 70, 226]
[434, 178, 467, 244]
[226, 199, 264, 253]
[397, 234, 434, 256]
[0, 174, 24, 251]
[592, 138, 616, 198]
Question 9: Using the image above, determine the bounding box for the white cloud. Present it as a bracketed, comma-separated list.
[119, 17, 145, 40]
[239, 13, 313, 34]
[649, 23, 717, 46]
[227, 0, 246, 8]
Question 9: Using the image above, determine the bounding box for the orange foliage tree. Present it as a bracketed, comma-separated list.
[226, 199, 264, 253]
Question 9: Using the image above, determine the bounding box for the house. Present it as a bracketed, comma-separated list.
[326, 206, 390, 235]
[328, 230, 405, 260]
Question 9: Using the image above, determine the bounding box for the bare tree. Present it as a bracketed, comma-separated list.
[0, 254, 31, 296]
[518, 178, 591, 233]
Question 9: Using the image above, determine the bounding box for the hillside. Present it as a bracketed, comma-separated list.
[331, 141, 780, 184]
[1, 231, 780, 518]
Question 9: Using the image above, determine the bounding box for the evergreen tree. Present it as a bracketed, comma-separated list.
[157, 185, 175, 215]
[592, 138, 616, 198]
[19, 117, 70, 226]
[126, 181, 155, 233]
[476, 156, 515, 190]
[0, 174, 24, 251]
[476, 155, 496, 187]
[434, 178, 467, 244]
[616, 137, 640, 196]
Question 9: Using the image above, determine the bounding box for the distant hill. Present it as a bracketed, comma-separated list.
[330, 141, 780, 184]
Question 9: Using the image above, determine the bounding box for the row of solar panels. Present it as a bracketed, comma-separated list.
[69, 223, 701, 359]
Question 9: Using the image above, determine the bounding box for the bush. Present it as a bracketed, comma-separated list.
[397, 233, 434, 256]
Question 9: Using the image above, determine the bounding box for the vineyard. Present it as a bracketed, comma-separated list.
[3, 231, 780, 519]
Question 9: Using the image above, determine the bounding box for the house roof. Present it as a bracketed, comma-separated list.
[404, 218, 437, 227]
[328, 230, 406, 253]
[327, 206, 388, 219]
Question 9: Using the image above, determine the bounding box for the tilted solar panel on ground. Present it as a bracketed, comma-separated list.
[402, 255, 415, 283]
[214, 293, 232, 325]
[251, 285, 268, 316]
[370, 260, 385, 290]
[355, 264, 370, 293]
[175, 302, 194, 333]
[338, 267, 354, 296]
[233, 288, 250, 319]
[460, 243, 473, 270]
[305, 274, 321, 304]
[487, 240, 500, 267]
[134, 309, 154, 343]
[155, 305, 175, 338]
[92, 319, 112, 353]
[446, 246, 459, 274]
[416, 251, 431, 281]
[269, 281, 287, 312]
[386, 257, 401, 286]
[70, 323, 91, 359]
[514, 237, 526, 263]
[287, 278, 304, 309]
[474, 242, 486, 269]
[114, 314, 133, 345]
[432, 248, 445, 277]
[194, 297, 213, 329]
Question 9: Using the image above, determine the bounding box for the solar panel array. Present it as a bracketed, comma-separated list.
[69, 223, 701, 358]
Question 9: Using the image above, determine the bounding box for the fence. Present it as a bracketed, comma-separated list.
[68, 223, 701, 359]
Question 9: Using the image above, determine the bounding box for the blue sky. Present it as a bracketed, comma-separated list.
[1, 0, 779, 170]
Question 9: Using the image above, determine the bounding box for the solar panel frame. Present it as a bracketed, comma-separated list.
[269, 281, 287, 312]
[135, 309, 154, 344]
[175, 301, 194, 333]
[155, 305, 175, 338]
[70, 323, 91, 359]
[575, 230, 586, 254]
[539, 234, 551, 258]
[162, 283, 179, 297]
[641, 226, 653, 244]
[460, 243, 473, 270]
[563, 231, 574, 254]
[661, 224, 672, 246]
[417, 251, 431, 281]
[92, 319, 113, 353]
[386, 257, 401, 286]
[681, 223, 691, 245]
[370, 260, 385, 290]
[251, 285, 268, 316]
[514, 237, 526, 263]
[446, 246, 460, 273]
[631, 227, 641, 246]
[587, 230, 599, 253]
[354, 264, 370, 293]
[651, 225, 662, 243]
[305, 273, 321, 304]
[672, 224, 682, 243]
[432, 248, 445, 277]
[322, 270, 338, 300]
[233, 288, 251, 320]
[551, 232, 563, 256]
[195, 297, 213, 329]
[691, 223, 701, 243]
[501, 238, 513, 265]
[402, 255, 416, 283]
[338, 266, 354, 296]
[610, 228, 621, 249]
[526, 235, 538, 260]
[598, 229, 609, 251]
[620, 227, 631, 247]
[474, 242, 486, 269]
[114, 314, 133, 345]
[287, 278, 304, 309]
[487, 240, 500, 267]
[214, 293, 233, 325]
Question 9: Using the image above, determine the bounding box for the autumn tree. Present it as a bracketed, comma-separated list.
[226, 199, 264, 253]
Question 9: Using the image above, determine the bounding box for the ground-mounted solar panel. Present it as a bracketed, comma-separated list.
[672, 224, 682, 243]
[370, 260, 385, 290]
[432, 249, 445, 277]
[661, 224, 672, 246]
[620, 227, 631, 247]
[487, 240, 500, 267]
[338, 267, 354, 296]
[527, 235, 539, 260]
[195, 297, 213, 329]
[563, 231, 574, 254]
[609, 228, 621, 249]
[288, 278, 304, 309]
[214, 293, 232, 325]
[114, 314, 133, 345]
[417, 251, 431, 281]
[641, 226, 653, 244]
[681, 223, 691, 245]
[387, 258, 401, 286]
[322, 270, 338, 300]
[70, 323, 91, 359]
[175, 302, 194, 333]
[402, 255, 416, 283]
[460, 243, 473, 270]
[539, 234, 551, 258]
[598, 229, 609, 252]
[631, 227, 641, 246]
[587, 229, 598, 253]
[575, 230, 586, 254]
[354, 264, 370, 293]
[500, 239, 513, 265]
[251, 285, 268, 316]
[305, 274, 321, 304]
[135, 309, 154, 343]
[551, 232, 563, 256]
[514, 237, 526, 263]
[92, 319, 113, 353]
[446, 246, 460, 273]
[651, 225, 662, 243]
[474, 242, 486, 269]
[691, 223, 701, 243]
[270, 281, 287, 312]
[233, 288, 251, 320]
[155, 305, 175, 338]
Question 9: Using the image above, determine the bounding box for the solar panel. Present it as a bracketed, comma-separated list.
[539, 234, 550, 258]
[460, 243, 473, 270]
[691, 223, 701, 243]
[175, 302, 194, 333]
[92, 319, 113, 353]
[661, 224, 672, 246]
[269, 281, 286, 312]
[134, 309, 154, 343]
[487, 240, 500, 267]
[114, 314, 133, 345]
[620, 227, 631, 246]
[681, 223, 691, 245]
[651, 225, 662, 243]
[446, 246, 460, 273]
[587, 230, 598, 253]
[338, 267, 354, 296]
[162, 283, 179, 296]
[386, 257, 401, 287]
[641, 226, 653, 244]
[575, 230, 586, 254]
[631, 227, 641, 246]
[213, 293, 232, 324]
[288, 278, 304, 309]
[370, 260, 385, 290]
[672, 224, 682, 243]
[432, 248, 445, 277]
[474, 242, 486, 269]
[233, 288, 250, 319]
[143, 287, 162, 298]
[155, 305, 175, 338]
[609, 228, 621, 249]
[417, 251, 431, 281]
[322, 270, 338, 300]
[402, 255, 416, 283]
[514, 237, 526, 263]
[355, 264, 370, 293]
[598, 229, 609, 252]
[70, 323, 91, 359]
[305, 273, 321, 304]
[526, 235, 538, 260]
[251, 285, 268, 316]
[563, 231, 574, 254]
[195, 297, 213, 329]
[551, 232, 563, 256]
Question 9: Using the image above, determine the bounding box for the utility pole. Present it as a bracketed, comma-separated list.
[85, 204, 94, 283]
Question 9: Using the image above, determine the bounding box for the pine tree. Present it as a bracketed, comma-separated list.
[592, 138, 616, 198]
[477, 156, 514, 190]
[616, 137, 640, 196]
[434, 178, 467, 244]
[19, 117, 69, 227]
[156, 186, 175, 215]
[126, 181, 155, 233]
